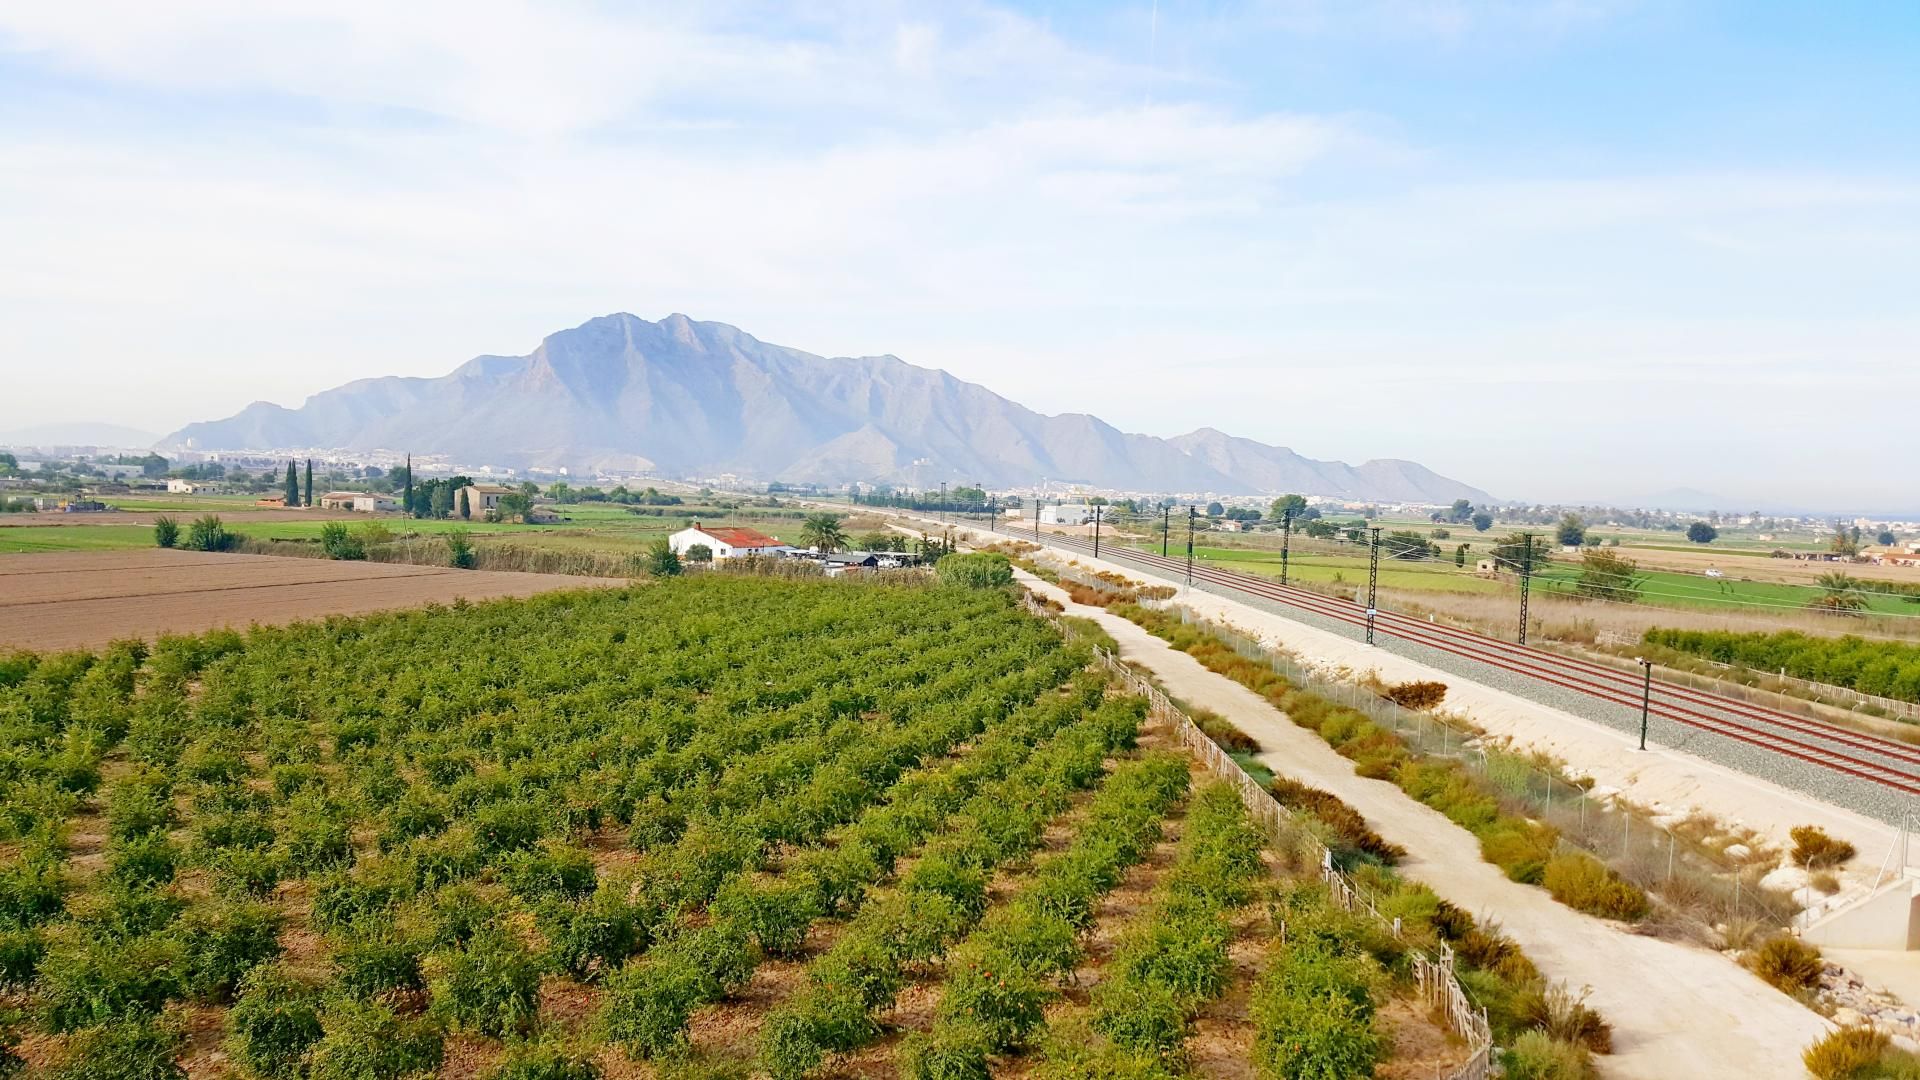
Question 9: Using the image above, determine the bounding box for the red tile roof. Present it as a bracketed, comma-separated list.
[695, 525, 782, 549]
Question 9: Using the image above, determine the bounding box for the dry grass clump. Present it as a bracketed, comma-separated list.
[1540, 852, 1648, 922]
[1714, 916, 1768, 951]
[1189, 707, 1261, 754]
[1791, 826, 1858, 869]
[1501, 1029, 1598, 1080]
[1803, 1027, 1891, 1080]
[1515, 982, 1612, 1054]
[1267, 775, 1405, 865]
[1383, 679, 1448, 711]
[1747, 933, 1824, 994]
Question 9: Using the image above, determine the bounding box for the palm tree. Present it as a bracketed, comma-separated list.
[1808, 571, 1868, 614]
[799, 513, 849, 553]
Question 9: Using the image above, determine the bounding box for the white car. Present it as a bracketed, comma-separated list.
[1704, 568, 1724, 578]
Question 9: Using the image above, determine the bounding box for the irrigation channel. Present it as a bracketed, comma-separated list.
[963, 515, 1920, 825]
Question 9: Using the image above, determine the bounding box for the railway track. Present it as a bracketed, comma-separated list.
[964, 518, 1920, 801]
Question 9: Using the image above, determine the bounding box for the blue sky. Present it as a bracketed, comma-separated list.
[3, 2, 1917, 509]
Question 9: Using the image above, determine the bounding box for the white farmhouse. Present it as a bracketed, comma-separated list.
[668, 522, 786, 561]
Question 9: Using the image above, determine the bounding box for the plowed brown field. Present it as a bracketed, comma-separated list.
[0, 549, 616, 650]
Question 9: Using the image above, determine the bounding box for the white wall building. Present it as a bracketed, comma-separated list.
[667, 522, 786, 561]
[1040, 503, 1092, 526]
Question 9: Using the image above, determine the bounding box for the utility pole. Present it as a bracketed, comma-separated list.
[1162, 505, 1170, 557]
[1092, 504, 1103, 560]
[1186, 505, 1196, 586]
[1035, 497, 1042, 543]
[403, 453, 412, 518]
[1637, 657, 1654, 750]
[1280, 507, 1293, 586]
[1518, 532, 1535, 645]
[987, 495, 996, 532]
[939, 481, 947, 525]
[1365, 527, 1382, 646]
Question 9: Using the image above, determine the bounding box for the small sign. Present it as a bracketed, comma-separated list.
[1366, 608, 1377, 616]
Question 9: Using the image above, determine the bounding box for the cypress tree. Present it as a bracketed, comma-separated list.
[283, 461, 298, 506]
[403, 454, 414, 518]
[304, 459, 313, 508]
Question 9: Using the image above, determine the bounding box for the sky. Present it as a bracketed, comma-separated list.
[3, 1, 1918, 510]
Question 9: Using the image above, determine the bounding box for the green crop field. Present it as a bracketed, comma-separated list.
[0, 574, 1503, 1078]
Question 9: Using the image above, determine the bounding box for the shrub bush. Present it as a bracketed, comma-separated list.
[184, 515, 240, 553]
[1748, 933, 1823, 994]
[538, 890, 643, 982]
[1090, 978, 1189, 1057]
[1383, 680, 1448, 710]
[936, 944, 1052, 1051]
[0, 927, 43, 989]
[332, 928, 426, 998]
[936, 553, 1014, 589]
[710, 877, 821, 959]
[1249, 987, 1381, 1080]
[424, 925, 545, 1036]
[306, 998, 444, 1080]
[179, 899, 282, 1001]
[483, 1036, 602, 1080]
[900, 1021, 993, 1080]
[226, 964, 324, 1080]
[152, 516, 179, 549]
[1791, 826, 1858, 870]
[1268, 776, 1403, 865]
[105, 833, 179, 888]
[1501, 1030, 1596, 1080]
[48, 1016, 186, 1080]
[1541, 852, 1647, 921]
[38, 927, 186, 1031]
[758, 987, 875, 1080]
[1515, 982, 1611, 1054]
[599, 954, 706, 1058]
[1802, 1026, 1889, 1080]
[319, 522, 367, 561]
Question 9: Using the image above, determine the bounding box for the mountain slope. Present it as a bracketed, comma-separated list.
[164, 313, 1490, 501]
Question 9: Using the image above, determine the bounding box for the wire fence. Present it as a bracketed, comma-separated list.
[1164, 605, 1799, 929]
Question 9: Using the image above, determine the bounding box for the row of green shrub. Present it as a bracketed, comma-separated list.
[595, 695, 1132, 1059]
[0, 580, 1086, 1069]
[754, 699, 1147, 1079]
[1029, 782, 1266, 1076]
[1643, 627, 1920, 705]
[1110, 603, 1648, 922]
[900, 753, 1190, 1077]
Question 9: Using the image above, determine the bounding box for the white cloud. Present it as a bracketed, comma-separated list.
[2, 0, 1916, 510]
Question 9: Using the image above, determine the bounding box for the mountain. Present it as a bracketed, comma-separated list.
[164, 313, 1490, 502]
[0, 422, 160, 449]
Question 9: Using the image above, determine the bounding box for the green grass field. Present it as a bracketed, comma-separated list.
[0, 508, 801, 556]
[1532, 564, 1919, 617]
[1119, 541, 1507, 595]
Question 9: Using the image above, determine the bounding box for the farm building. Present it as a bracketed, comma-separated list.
[668, 522, 786, 561]
[460, 483, 517, 515]
[167, 478, 212, 494]
[352, 494, 400, 513]
[318, 491, 368, 510]
[1040, 503, 1093, 526]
